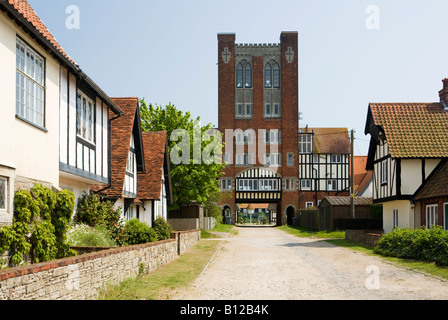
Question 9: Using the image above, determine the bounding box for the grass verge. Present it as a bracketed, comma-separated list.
[98, 239, 221, 300]
[278, 225, 448, 281]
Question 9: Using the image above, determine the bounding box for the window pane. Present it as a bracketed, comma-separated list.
[82, 97, 87, 138]
[236, 63, 243, 88]
[265, 63, 272, 88]
[76, 94, 82, 135]
[273, 63, 280, 88]
[245, 63, 252, 88]
[0, 179, 6, 210]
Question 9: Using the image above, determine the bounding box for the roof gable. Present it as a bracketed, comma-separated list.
[137, 131, 170, 201]
[92, 98, 143, 198]
[299, 127, 350, 154]
[366, 103, 448, 159]
[414, 159, 448, 201]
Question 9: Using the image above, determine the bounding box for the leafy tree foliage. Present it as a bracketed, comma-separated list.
[140, 99, 225, 210]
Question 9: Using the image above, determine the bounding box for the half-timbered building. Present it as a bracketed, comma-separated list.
[297, 127, 351, 209]
[365, 79, 448, 233]
[0, 0, 123, 226]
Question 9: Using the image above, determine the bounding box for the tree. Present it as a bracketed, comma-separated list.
[140, 99, 225, 210]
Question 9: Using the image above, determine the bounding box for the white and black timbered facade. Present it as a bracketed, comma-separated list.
[59, 70, 122, 186]
[297, 128, 351, 209]
[235, 167, 282, 203]
[365, 100, 448, 233]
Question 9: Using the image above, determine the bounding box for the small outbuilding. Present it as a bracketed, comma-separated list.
[318, 196, 373, 231]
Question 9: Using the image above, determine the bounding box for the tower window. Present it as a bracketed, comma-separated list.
[236, 60, 252, 88]
[265, 60, 280, 88]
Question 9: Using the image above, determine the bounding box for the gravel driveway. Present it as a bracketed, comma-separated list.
[173, 226, 448, 300]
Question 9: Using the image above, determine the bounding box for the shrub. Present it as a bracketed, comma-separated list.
[153, 217, 172, 240]
[75, 192, 127, 246]
[125, 219, 157, 245]
[0, 185, 76, 266]
[67, 224, 116, 247]
[374, 226, 448, 267]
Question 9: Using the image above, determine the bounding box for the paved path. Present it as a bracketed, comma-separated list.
[173, 226, 448, 300]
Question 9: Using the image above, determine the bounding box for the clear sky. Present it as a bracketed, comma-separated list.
[28, 0, 448, 156]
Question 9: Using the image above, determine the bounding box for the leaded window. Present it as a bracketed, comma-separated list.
[76, 91, 95, 143]
[236, 60, 252, 88]
[265, 60, 280, 88]
[16, 38, 45, 128]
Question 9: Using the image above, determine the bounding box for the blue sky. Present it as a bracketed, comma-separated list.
[28, 0, 448, 155]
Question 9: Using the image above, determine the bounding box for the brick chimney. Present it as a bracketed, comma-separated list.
[439, 78, 448, 110]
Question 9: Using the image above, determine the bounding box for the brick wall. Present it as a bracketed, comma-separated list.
[345, 229, 383, 248]
[0, 229, 200, 300]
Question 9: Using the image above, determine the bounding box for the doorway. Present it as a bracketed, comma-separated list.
[286, 206, 295, 226]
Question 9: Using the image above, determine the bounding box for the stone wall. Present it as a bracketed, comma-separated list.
[345, 229, 383, 248]
[0, 229, 200, 300]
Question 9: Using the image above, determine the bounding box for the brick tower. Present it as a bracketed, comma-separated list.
[217, 32, 299, 226]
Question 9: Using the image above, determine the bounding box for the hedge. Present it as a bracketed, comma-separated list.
[374, 226, 448, 266]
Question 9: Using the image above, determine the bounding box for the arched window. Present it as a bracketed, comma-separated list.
[236, 63, 244, 88]
[236, 60, 252, 88]
[265, 63, 272, 88]
[273, 63, 280, 88]
[265, 60, 280, 89]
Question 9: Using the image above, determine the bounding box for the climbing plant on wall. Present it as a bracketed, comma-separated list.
[0, 185, 77, 266]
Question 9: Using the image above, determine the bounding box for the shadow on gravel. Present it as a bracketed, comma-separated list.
[276, 240, 333, 248]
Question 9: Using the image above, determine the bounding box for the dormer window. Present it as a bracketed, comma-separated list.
[299, 134, 313, 154]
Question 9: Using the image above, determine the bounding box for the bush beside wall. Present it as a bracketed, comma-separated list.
[0, 229, 200, 300]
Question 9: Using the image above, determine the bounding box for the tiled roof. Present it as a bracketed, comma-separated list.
[353, 156, 373, 194]
[7, 0, 74, 64]
[137, 131, 168, 200]
[300, 127, 350, 154]
[323, 196, 373, 206]
[3, 0, 123, 115]
[368, 103, 448, 158]
[92, 98, 140, 198]
[414, 160, 448, 201]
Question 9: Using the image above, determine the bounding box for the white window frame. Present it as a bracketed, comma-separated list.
[426, 204, 439, 228]
[444, 203, 448, 231]
[331, 155, 342, 163]
[16, 37, 45, 129]
[327, 179, 337, 191]
[235, 103, 253, 119]
[300, 179, 312, 190]
[265, 153, 281, 167]
[285, 178, 296, 191]
[221, 178, 232, 191]
[299, 134, 313, 154]
[236, 153, 254, 166]
[306, 202, 314, 209]
[0, 177, 7, 211]
[77, 90, 95, 144]
[287, 152, 294, 167]
[265, 130, 281, 144]
[393, 209, 399, 229]
[381, 161, 388, 185]
[265, 103, 281, 118]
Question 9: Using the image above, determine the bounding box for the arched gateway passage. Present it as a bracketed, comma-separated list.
[234, 168, 282, 226]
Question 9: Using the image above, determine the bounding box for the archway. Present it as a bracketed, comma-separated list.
[222, 205, 232, 225]
[286, 206, 295, 226]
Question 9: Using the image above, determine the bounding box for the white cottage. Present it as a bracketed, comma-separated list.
[0, 0, 123, 225]
[364, 79, 448, 233]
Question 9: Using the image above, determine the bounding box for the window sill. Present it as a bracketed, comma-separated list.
[16, 115, 48, 132]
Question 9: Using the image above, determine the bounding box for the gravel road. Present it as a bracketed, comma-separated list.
[173, 226, 448, 300]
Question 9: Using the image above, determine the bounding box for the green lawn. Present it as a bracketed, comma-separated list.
[278, 225, 448, 281]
